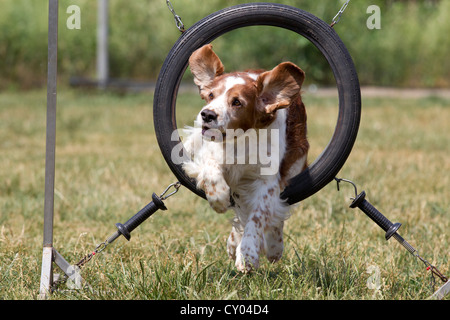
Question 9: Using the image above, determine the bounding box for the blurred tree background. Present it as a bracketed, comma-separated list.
[0, 0, 449, 90]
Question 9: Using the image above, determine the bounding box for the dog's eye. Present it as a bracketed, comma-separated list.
[231, 98, 241, 107]
[208, 92, 214, 100]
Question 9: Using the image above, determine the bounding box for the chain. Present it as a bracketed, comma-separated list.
[166, 0, 185, 33]
[331, 0, 351, 27]
[75, 240, 109, 269]
[414, 252, 448, 291]
[52, 181, 182, 290]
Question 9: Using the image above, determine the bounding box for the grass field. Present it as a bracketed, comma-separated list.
[0, 88, 448, 300]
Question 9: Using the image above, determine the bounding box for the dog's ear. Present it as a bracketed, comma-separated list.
[189, 44, 225, 92]
[257, 62, 305, 113]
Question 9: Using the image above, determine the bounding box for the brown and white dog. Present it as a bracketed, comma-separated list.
[182, 44, 309, 272]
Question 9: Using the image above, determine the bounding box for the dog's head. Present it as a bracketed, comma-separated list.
[189, 44, 305, 140]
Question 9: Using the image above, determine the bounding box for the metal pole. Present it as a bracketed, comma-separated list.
[39, 0, 58, 298]
[97, 0, 109, 88]
[43, 0, 58, 247]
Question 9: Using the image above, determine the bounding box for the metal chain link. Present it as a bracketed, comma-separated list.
[160, 181, 181, 200]
[166, 0, 185, 33]
[331, 0, 351, 27]
[75, 240, 109, 269]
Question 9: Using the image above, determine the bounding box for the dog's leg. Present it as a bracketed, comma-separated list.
[184, 161, 230, 213]
[183, 134, 231, 213]
[264, 222, 284, 263]
[235, 207, 266, 273]
[184, 159, 230, 213]
[227, 224, 242, 260]
[203, 172, 230, 213]
[234, 178, 290, 272]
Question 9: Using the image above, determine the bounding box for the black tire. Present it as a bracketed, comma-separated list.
[153, 3, 361, 205]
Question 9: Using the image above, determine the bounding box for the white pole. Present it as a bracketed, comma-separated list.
[97, 0, 109, 88]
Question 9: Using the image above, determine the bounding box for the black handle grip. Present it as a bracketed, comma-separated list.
[115, 193, 167, 240]
[350, 191, 401, 240]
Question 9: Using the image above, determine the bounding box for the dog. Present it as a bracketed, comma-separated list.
[182, 44, 309, 272]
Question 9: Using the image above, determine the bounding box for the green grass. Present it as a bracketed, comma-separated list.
[0, 88, 448, 300]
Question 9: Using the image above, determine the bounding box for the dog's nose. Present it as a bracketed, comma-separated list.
[201, 109, 218, 123]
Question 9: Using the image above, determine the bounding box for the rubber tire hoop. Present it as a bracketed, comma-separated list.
[153, 3, 361, 205]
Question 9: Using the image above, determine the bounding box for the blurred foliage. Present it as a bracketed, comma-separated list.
[0, 0, 449, 89]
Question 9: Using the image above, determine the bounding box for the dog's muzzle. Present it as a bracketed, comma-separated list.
[201, 109, 218, 123]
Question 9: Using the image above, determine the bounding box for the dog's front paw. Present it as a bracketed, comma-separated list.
[204, 179, 230, 213]
[235, 242, 260, 273]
